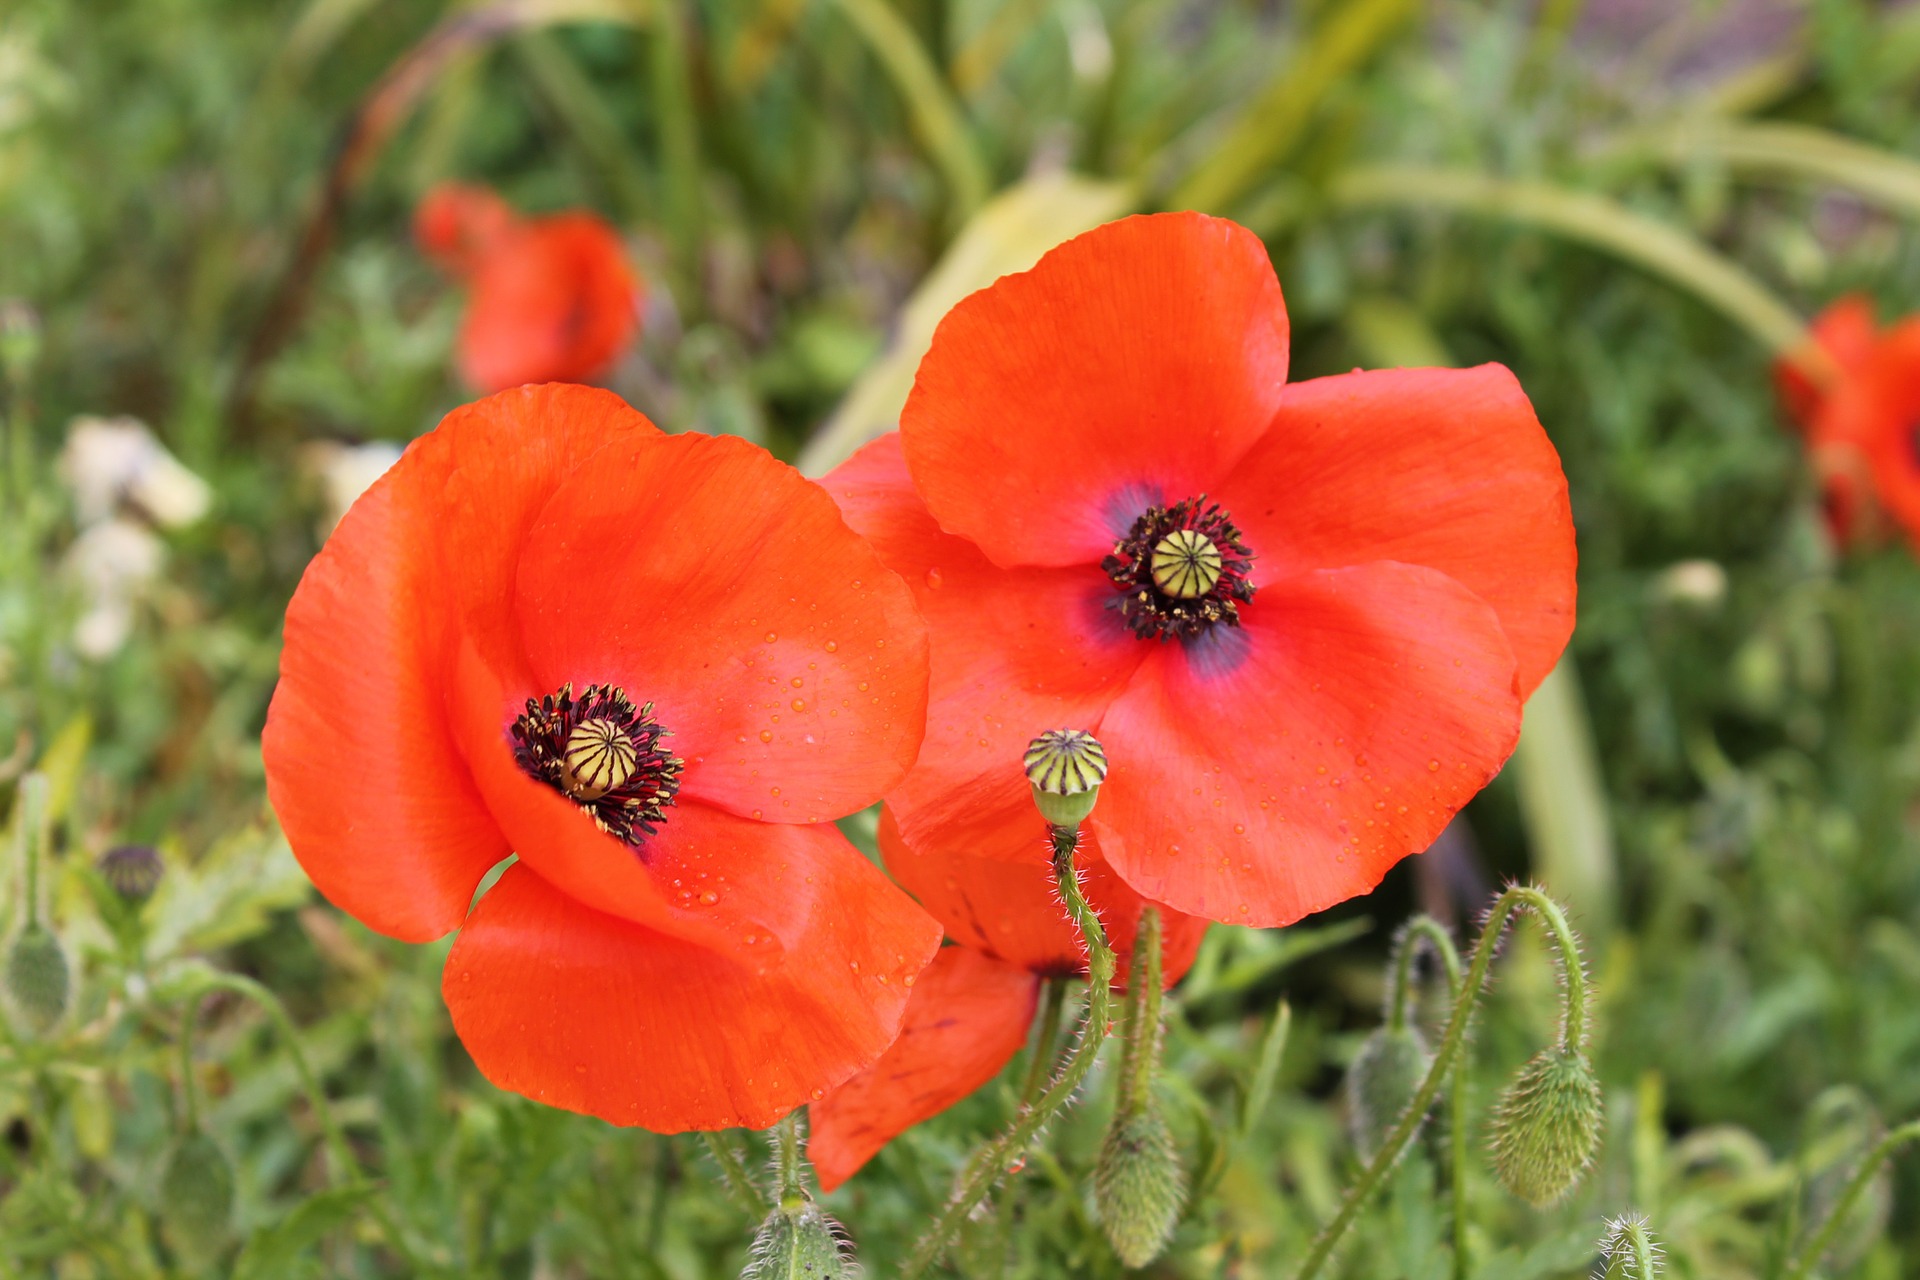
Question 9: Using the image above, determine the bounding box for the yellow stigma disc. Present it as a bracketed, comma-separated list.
[563, 718, 640, 800]
[1150, 529, 1223, 599]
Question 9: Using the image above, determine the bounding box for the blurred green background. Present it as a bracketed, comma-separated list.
[5, 0, 1920, 1275]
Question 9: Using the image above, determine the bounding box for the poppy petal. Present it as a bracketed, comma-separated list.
[443, 824, 941, 1132]
[459, 215, 640, 391]
[264, 431, 507, 943]
[1093, 562, 1522, 927]
[445, 637, 925, 963]
[878, 806, 1209, 983]
[1219, 366, 1575, 698]
[809, 947, 1041, 1192]
[511, 431, 928, 824]
[901, 213, 1289, 570]
[824, 434, 1143, 862]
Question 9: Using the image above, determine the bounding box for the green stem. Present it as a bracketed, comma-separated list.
[179, 972, 429, 1271]
[825, 0, 989, 217]
[1389, 917, 1469, 1279]
[1784, 1119, 1920, 1280]
[774, 1112, 804, 1207]
[1386, 915, 1461, 1031]
[179, 974, 353, 1179]
[702, 1132, 766, 1211]
[1328, 167, 1820, 378]
[1293, 886, 1575, 1280]
[1017, 977, 1068, 1106]
[1118, 908, 1164, 1114]
[902, 825, 1116, 1279]
[15, 774, 48, 930]
[1450, 1054, 1469, 1280]
[1628, 1220, 1655, 1279]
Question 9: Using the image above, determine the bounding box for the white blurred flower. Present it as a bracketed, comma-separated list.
[65, 518, 164, 659]
[1650, 559, 1728, 609]
[60, 415, 211, 528]
[301, 440, 403, 535]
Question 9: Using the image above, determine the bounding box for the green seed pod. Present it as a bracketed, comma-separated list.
[741, 1201, 856, 1280]
[1598, 1213, 1663, 1280]
[1487, 1048, 1604, 1205]
[160, 1130, 235, 1262]
[6, 922, 70, 1033]
[1024, 729, 1107, 830]
[1346, 1024, 1432, 1162]
[1094, 1106, 1186, 1268]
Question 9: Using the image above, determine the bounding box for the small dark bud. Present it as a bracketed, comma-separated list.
[1094, 1106, 1186, 1268]
[160, 1130, 235, 1261]
[1488, 1048, 1604, 1205]
[5, 923, 70, 1033]
[742, 1200, 857, 1280]
[98, 843, 164, 903]
[1024, 729, 1108, 829]
[1346, 1024, 1432, 1162]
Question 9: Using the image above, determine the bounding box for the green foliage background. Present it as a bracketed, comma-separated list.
[4, 0, 1920, 1275]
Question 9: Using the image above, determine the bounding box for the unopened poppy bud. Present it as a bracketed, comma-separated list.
[1488, 1047, 1604, 1205]
[1346, 1024, 1432, 1162]
[1598, 1213, 1663, 1280]
[160, 1130, 234, 1261]
[1023, 729, 1108, 830]
[742, 1201, 856, 1280]
[1094, 1105, 1186, 1268]
[98, 843, 164, 904]
[5, 923, 69, 1034]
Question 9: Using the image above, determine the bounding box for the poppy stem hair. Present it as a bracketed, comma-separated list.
[1381, 916, 1471, 1279]
[1294, 885, 1594, 1280]
[901, 808, 1117, 1277]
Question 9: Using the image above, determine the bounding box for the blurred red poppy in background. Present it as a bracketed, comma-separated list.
[415, 183, 643, 392]
[263, 384, 940, 1131]
[826, 213, 1576, 932]
[809, 807, 1208, 1191]
[1776, 296, 1920, 548]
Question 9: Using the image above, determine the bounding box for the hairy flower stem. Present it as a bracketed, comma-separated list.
[773, 1113, 805, 1206]
[1389, 917, 1469, 1280]
[1118, 908, 1164, 1114]
[176, 972, 426, 1270]
[1784, 1119, 1920, 1280]
[1018, 977, 1068, 1106]
[902, 825, 1116, 1279]
[14, 773, 48, 929]
[1294, 887, 1586, 1280]
[703, 1133, 766, 1211]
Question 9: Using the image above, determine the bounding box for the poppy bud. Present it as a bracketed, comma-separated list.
[1346, 1024, 1432, 1162]
[742, 1201, 856, 1280]
[1598, 1213, 1663, 1280]
[98, 843, 164, 904]
[1094, 1105, 1186, 1267]
[1023, 729, 1108, 830]
[1487, 1048, 1603, 1205]
[5, 923, 69, 1034]
[159, 1129, 235, 1261]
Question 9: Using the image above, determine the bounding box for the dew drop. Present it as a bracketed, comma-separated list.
[760, 729, 774, 743]
[1428, 759, 1441, 772]
[790, 676, 805, 688]
[791, 699, 807, 712]
[825, 640, 838, 652]
[765, 632, 777, 643]
[700, 891, 719, 905]
[925, 568, 944, 588]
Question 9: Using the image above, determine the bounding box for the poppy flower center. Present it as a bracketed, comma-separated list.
[511, 683, 683, 848]
[1103, 495, 1255, 641]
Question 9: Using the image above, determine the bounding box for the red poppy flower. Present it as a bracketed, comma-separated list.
[808, 807, 1208, 1191]
[1774, 296, 1920, 548]
[823, 213, 1576, 930]
[414, 183, 644, 392]
[262, 384, 941, 1131]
